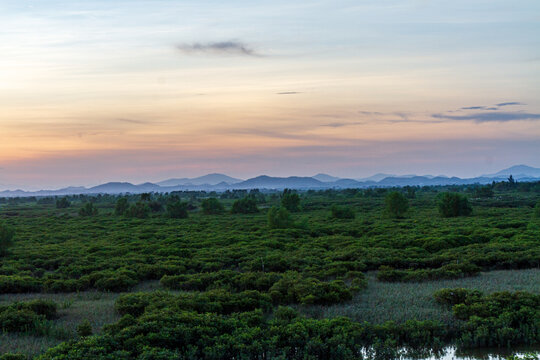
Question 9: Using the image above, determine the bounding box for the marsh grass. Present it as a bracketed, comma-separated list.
[300, 269, 540, 326]
[0, 281, 169, 358]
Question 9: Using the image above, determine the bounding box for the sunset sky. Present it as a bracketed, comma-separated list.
[1, 0, 539, 189]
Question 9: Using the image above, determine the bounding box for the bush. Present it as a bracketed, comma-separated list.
[385, 191, 409, 218]
[16, 299, 57, 319]
[79, 202, 98, 217]
[115, 197, 129, 215]
[201, 198, 225, 215]
[438, 192, 472, 217]
[126, 202, 151, 219]
[281, 189, 300, 212]
[0, 221, 15, 256]
[77, 319, 93, 337]
[0, 308, 39, 332]
[166, 201, 188, 219]
[330, 205, 355, 219]
[534, 200, 540, 218]
[55, 197, 70, 209]
[0, 275, 41, 293]
[231, 197, 258, 214]
[95, 274, 138, 292]
[267, 207, 294, 229]
[0, 354, 26, 360]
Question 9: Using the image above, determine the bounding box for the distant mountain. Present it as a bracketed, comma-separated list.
[235, 176, 325, 189]
[312, 173, 341, 182]
[157, 173, 242, 187]
[358, 173, 395, 182]
[1, 165, 539, 197]
[484, 165, 540, 179]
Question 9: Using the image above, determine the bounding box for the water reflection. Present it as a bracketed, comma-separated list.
[366, 346, 540, 360]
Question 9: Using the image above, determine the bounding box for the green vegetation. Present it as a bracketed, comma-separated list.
[0, 221, 15, 256]
[78, 202, 98, 217]
[0, 181, 539, 358]
[231, 196, 258, 214]
[267, 206, 294, 229]
[281, 188, 301, 212]
[385, 191, 409, 218]
[330, 204, 355, 219]
[201, 197, 224, 215]
[438, 192, 473, 217]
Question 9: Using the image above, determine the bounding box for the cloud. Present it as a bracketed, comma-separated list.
[177, 41, 259, 56]
[431, 112, 540, 123]
[496, 102, 524, 107]
[461, 106, 487, 110]
[276, 92, 300, 95]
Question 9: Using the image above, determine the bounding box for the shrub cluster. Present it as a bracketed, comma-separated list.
[0, 299, 57, 333]
[377, 262, 481, 282]
[434, 288, 540, 347]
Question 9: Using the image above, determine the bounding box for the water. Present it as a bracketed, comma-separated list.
[401, 346, 540, 360]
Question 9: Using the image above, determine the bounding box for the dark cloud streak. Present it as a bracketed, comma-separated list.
[432, 112, 540, 123]
[177, 41, 259, 56]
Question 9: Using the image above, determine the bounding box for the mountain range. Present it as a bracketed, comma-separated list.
[0, 165, 539, 197]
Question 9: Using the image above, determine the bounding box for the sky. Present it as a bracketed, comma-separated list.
[1, 0, 539, 189]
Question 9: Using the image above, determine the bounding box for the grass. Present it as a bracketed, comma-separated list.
[301, 269, 540, 326]
[0, 281, 165, 358]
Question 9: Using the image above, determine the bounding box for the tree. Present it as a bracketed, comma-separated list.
[140, 193, 151, 202]
[231, 197, 259, 214]
[201, 198, 224, 215]
[55, 197, 71, 209]
[167, 201, 188, 219]
[79, 202, 98, 217]
[268, 206, 294, 229]
[281, 189, 300, 212]
[0, 222, 15, 256]
[385, 191, 409, 218]
[115, 197, 129, 216]
[126, 202, 151, 219]
[438, 192, 472, 217]
[508, 175, 515, 185]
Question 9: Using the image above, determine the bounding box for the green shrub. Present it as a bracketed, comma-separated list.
[385, 191, 409, 218]
[126, 202, 151, 219]
[438, 192, 472, 217]
[0, 354, 27, 360]
[330, 205, 355, 219]
[115, 197, 129, 215]
[201, 198, 224, 215]
[55, 197, 70, 209]
[0, 275, 41, 293]
[534, 200, 540, 218]
[0, 308, 39, 332]
[0, 221, 15, 256]
[79, 202, 98, 217]
[281, 189, 300, 212]
[77, 319, 93, 337]
[95, 274, 138, 292]
[231, 197, 259, 214]
[267, 206, 294, 229]
[166, 201, 188, 219]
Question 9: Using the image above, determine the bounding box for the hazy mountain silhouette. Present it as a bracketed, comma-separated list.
[157, 173, 242, 186]
[1, 165, 539, 197]
[483, 165, 540, 179]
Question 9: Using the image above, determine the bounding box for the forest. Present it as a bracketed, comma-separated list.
[0, 180, 539, 359]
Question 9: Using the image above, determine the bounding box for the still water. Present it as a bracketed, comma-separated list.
[402, 346, 539, 360]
